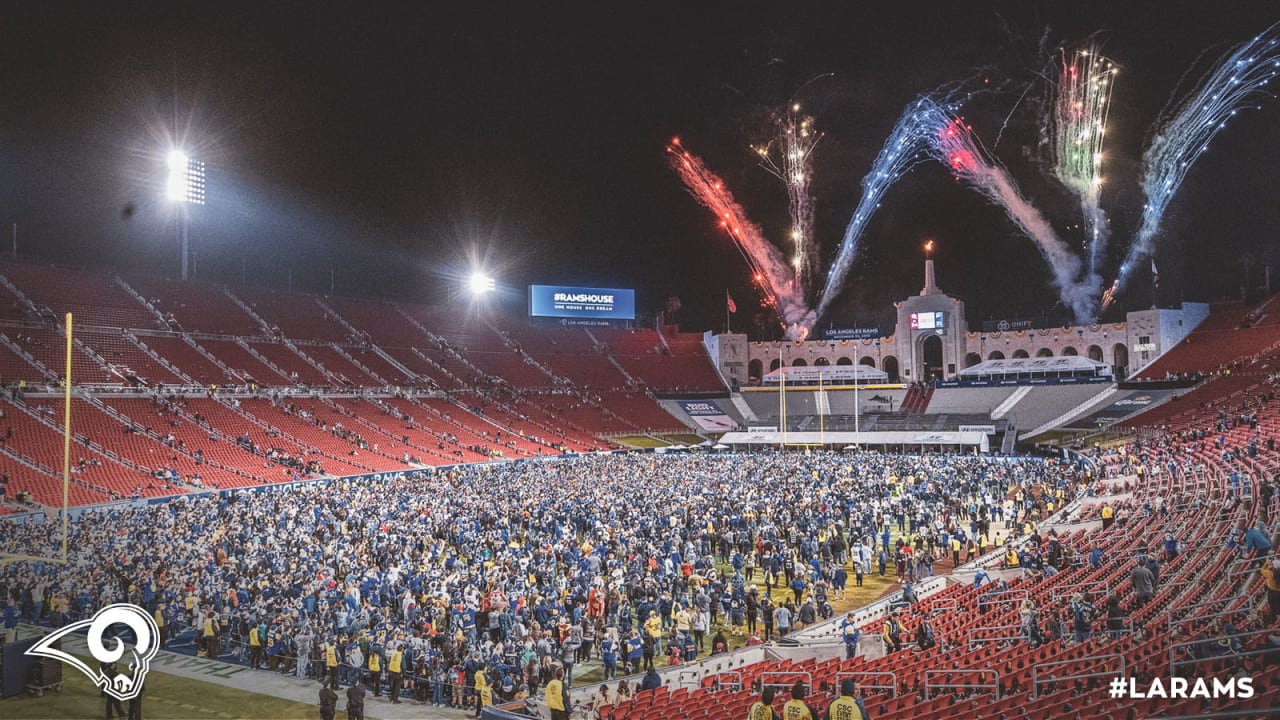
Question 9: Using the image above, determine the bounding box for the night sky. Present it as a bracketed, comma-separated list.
[1, 2, 1278, 336]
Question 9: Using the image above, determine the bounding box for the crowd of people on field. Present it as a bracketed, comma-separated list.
[1, 450, 1080, 714]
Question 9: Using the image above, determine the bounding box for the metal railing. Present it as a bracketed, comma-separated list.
[1030, 653, 1125, 699]
[834, 671, 897, 698]
[760, 671, 811, 693]
[968, 624, 1030, 650]
[923, 668, 1000, 700]
[709, 671, 742, 693]
[1170, 626, 1279, 672]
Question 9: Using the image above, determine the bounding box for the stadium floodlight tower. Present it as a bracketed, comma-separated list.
[166, 150, 206, 280]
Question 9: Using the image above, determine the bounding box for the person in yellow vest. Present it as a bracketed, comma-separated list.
[825, 679, 869, 720]
[367, 644, 382, 697]
[202, 610, 220, 659]
[473, 662, 492, 718]
[387, 644, 403, 704]
[1005, 546, 1020, 567]
[748, 687, 782, 720]
[747, 681, 783, 717]
[153, 603, 167, 649]
[1100, 503, 1115, 530]
[325, 639, 340, 690]
[1261, 558, 1280, 617]
[782, 681, 818, 720]
[248, 622, 262, 670]
[546, 667, 568, 720]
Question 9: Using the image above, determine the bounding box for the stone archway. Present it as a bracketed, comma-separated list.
[882, 356, 899, 381]
[921, 335, 943, 380]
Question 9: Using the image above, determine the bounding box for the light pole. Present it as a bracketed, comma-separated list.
[167, 150, 206, 280]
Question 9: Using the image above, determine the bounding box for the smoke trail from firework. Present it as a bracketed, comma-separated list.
[815, 97, 953, 319]
[924, 100, 1097, 322]
[666, 139, 817, 338]
[1048, 45, 1116, 282]
[1109, 26, 1280, 305]
[753, 104, 822, 298]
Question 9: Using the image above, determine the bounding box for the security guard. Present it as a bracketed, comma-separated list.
[367, 646, 381, 697]
[825, 679, 870, 720]
[474, 663, 492, 718]
[319, 681, 338, 720]
[546, 667, 568, 720]
[748, 686, 781, 720]
[782, 682, 818, 720]
[248, 622, 262, 670]
[325, 638, 341, 689]
[202, 609, 221, 659]
[387, 644, 404, 704]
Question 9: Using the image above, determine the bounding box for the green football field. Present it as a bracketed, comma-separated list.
[0, 654, 372, 720]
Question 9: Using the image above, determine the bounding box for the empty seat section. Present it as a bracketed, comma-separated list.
[465, 350, 556, 389]
[379, 347, 457, 388]
[198, 339, 290, 385]
[10, 328, 114, 384]
[615, 353, 724, 391]
[126, 277, 264, 336]
[0, 337, 52, 384]
[233, 287, 352, 342]
[77, 330, 185, 385]
[343, 347, 417, 384]
[2, 262, 159, 329]
[301, 345, 383, 385]
[246, 342, 329, 385]
[137, 334, 233, 385]
[326, 296, 432, 346]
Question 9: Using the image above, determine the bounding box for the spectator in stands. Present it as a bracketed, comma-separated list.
[841, 612, 861, 659]
[882, 612, 905, 653]
[915, 616, 936, 651]
[1105, 594, 1127, 641]
[1068, 593, 1097, 645]
[1130, 557, 1156, 608]
[638, 667, 662, 692]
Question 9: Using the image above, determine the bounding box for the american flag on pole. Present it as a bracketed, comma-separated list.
[1151, 258, 1159, 288]
[726, 291, 737, 314]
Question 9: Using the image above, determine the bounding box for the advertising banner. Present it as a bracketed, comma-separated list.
[677, 400, 738, 432]
[529, 285, 636, 320]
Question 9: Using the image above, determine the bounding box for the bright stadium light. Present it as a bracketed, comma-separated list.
[469, 271, 496, 295]
[166, 150, 206, 205]
[166, 149, 206, 280]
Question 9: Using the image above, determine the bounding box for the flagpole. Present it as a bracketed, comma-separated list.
[725, 289, 730, 334]
[819, 370, 824, 448]
[779, 349, 786, 450]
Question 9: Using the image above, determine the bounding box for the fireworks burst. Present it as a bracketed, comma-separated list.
[752, 103, 823, 299]
[666, 138, 816, 339]
[1048, 44, 1117, 282]
[816, 96, 955, 319]
[923, 99, 1098, 322]
[1107, 24, 1280, 307]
